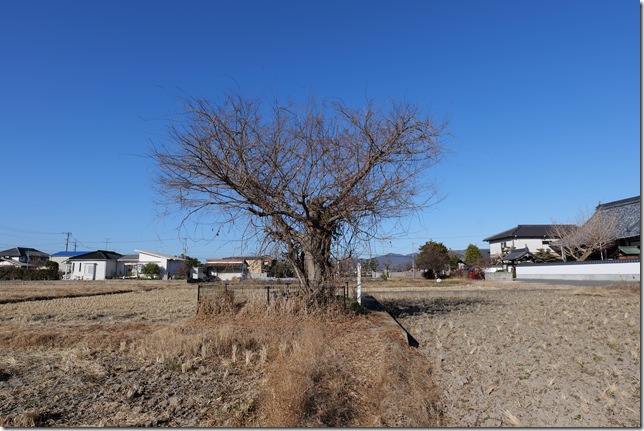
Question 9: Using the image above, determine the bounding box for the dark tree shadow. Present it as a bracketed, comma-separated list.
[377, 297, 493, 319]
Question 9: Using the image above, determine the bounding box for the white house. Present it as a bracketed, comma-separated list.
[0, 247, 50, 268]
[484, 225, 573, 260]
[134, 250, 186, 279]
[117, 254, 141, 277]
[50, 251, 93, 274]
[66, 250, 123, 280]
[204, 258, 248, 281]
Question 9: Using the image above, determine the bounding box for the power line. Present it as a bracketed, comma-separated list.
[0, 225, 62, 235]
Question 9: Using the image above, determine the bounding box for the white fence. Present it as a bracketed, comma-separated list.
[515, 260, 640, 282]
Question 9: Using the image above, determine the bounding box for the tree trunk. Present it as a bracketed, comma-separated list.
[286, 227, 334, 296]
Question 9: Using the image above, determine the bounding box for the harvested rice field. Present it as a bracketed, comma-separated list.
[374, 280, 641, 427]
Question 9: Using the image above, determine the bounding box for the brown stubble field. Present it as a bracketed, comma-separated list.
[373, 280, 641, 427]
[0, 281, 442, 427]
[0, 279, 639, 427]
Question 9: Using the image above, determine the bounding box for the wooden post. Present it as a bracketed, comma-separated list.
[357, 263, 362, 305]
[265, 286, 270, 305]
[344, 281, 348, 309]
[196, 284, 201, 315]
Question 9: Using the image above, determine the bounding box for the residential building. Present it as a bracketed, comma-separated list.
[204, 258, 248, 281]
[117, 254, 141, 278]
[66, 250, 122, 280]
[0, 247, 49, 268]
[484, 225, 573, 260]
[134, 250, 186, 279]
[582, 196, 640, 260]
[50, 251, 93, 273]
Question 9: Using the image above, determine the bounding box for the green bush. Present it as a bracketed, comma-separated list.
[141, 263, 161, 279]
[0, 266, 60, 281]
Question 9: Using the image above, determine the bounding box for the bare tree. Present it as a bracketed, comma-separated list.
[551, 209, 620, 261]
[152, 92, 447, 296]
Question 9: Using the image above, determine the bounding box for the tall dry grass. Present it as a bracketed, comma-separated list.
[0, 283, 444, 427]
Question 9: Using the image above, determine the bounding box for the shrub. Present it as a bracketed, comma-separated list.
[0, 266, 59, 280]
[140, 263, 161, 279]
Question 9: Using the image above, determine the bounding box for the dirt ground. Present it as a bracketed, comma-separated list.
[0, 279, 639, 427]
[374, 281, 641, 427]
[0, 281, 442, 427]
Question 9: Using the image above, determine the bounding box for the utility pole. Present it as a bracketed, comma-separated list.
[63, 232, 72, 252]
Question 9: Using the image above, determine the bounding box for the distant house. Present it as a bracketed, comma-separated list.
[50, 251, 93, 274]
[236, 256, 275, 278]
[66, 250, 123, 280]
[204, 258, 248, 281]
[581, 196, 640, 260]
[611, 246, 640, 260]
[484, 225, 573, 261]
[501, 247, 535, 266]
[134, 250, 186, 279]
[117, 254, 141, 278]
[0, 247, 50, 268]
[203, 256, 274, 281]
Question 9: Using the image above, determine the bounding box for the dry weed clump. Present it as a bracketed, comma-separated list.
[261, 320, 343, 427]
[373, 339, 445, 426]
[1, 282, 445, 427]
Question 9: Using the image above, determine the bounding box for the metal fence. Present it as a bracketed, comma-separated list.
[196, 281, 355, 309]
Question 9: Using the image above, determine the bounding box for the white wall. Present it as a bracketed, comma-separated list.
[68, 260, 119, 280]
[516, 260, 640, 281]
[214, 272, 244, 281]
[489, 238, 558, 257]
[137, 252, 185, 278]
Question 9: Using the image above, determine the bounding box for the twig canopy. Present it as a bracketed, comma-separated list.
[152, 92, 447, 294]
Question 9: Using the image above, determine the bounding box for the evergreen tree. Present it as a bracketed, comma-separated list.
[464, 244, 483, 266]
[415, 240, 450, 279]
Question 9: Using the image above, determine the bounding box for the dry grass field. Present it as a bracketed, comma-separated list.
[374, 280, 641, 427]
[1, 279, 639, 427]
[0, 280, 442, 427]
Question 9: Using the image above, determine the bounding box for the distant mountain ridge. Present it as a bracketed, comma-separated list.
[362, 249, 490, 271]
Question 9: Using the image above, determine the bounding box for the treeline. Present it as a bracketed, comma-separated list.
[0, 263, 61, 281]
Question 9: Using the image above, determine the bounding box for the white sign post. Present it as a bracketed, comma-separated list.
[356, 262, 362, 305]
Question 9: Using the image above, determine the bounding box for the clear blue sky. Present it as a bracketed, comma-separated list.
[1, 0, 640, 262]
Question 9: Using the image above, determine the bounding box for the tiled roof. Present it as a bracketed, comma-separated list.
[615, 246, 640, 255]
[592, 196, 640, 240]
[483, 225, 573, 242]
[501, 247, 534, 261]
[67, 250, 123, 261]
[0, 247, 49, 258]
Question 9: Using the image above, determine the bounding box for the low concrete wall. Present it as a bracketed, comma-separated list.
[516, 260, 640, 282]
[485, 271, 513, 281]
